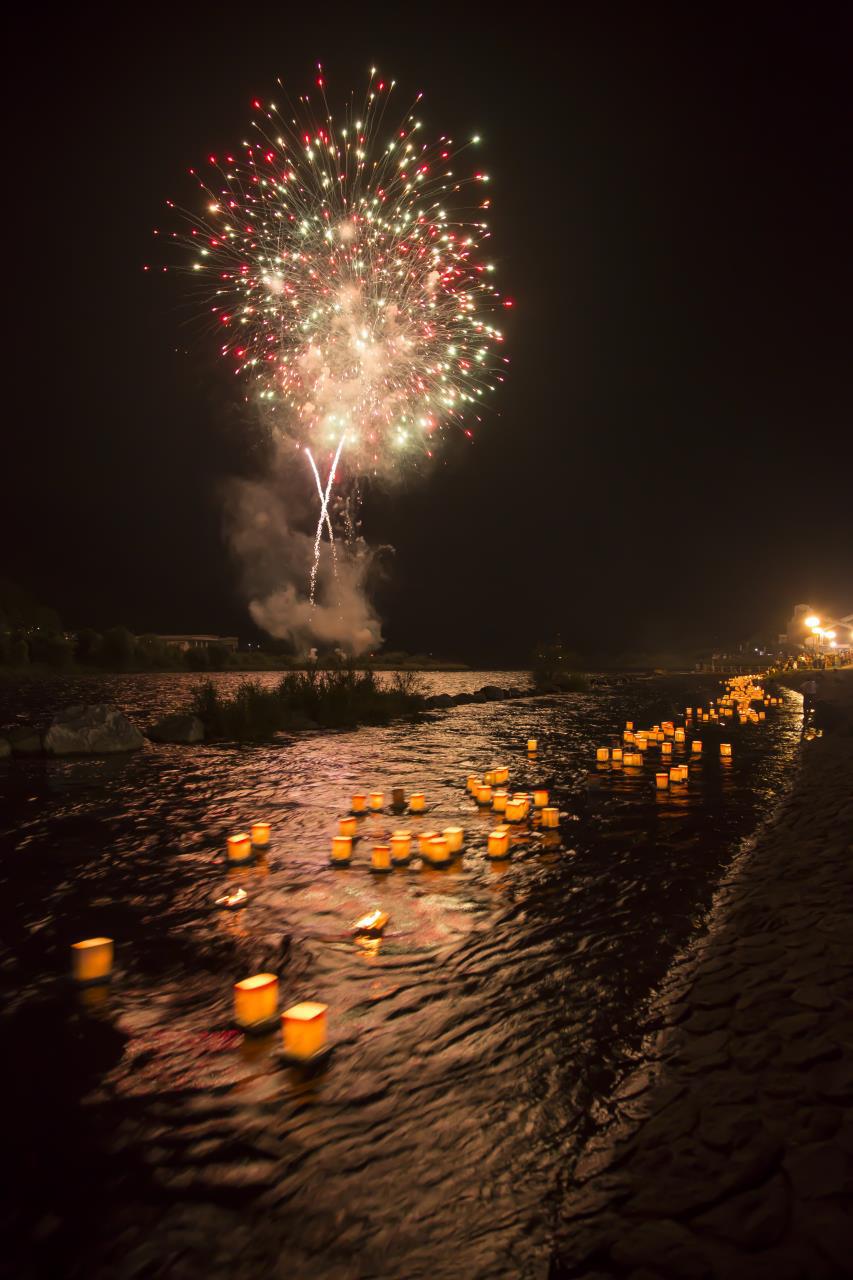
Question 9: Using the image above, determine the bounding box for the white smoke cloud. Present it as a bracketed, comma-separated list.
[223, 460, 383, 657]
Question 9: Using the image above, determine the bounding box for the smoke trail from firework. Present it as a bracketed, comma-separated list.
[306, 435, 344, 603]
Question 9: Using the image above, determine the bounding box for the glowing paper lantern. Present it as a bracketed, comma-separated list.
[424, 836, 450, 866]
[674, 728, 685, 743]
[71, 937, 113, 985]
[444, 827, 464, 853]
[488, 830, 510, 859]
[720, 743, 732, 758]
[527, 739, 538, 753]
[331, 835, 352, 865]
[476, 784, 493, 806]
[691, 740, 703, 754]
[227, 833, 252, 864]
[418, 830, 439, 854]
[492, 790, 508, 812]
[596, 747, 610, 762]
[484, 769, 498, 786]
[371, 845, 392, 873]
[533, 788, 549, 807]
[281, 1001, 327, 1062]
[467, 774, 480, 794]
[505, 799, 525, 823]
[369, 792, 384, 812]
[495, 767, 509, 784]
[409, 793, 426, 813]
[339, 816, 358, 837]
[541, 807, 559, 829]
[626, 720, 634, 730]
[661, 742, 672, 757]
[656, 772, 669, 790]
[391, 832, 412, 864]
[251, 822, 271, 847]
[351, 794, 367, 814]
[234, 973, 278, 1030]
[611, 748, 623, 764]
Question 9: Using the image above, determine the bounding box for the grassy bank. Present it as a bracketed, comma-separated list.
[191, 668, 426, 739]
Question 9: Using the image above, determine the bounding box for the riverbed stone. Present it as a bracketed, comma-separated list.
[44, 703, 144, 754]
[147, 713, 205, 744]
[7, 724, 43, 754]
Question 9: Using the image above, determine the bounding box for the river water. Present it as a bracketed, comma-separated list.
[0, 673, 801, 1279]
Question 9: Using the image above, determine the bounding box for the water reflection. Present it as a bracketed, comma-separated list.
[0, 676, 801, 1279]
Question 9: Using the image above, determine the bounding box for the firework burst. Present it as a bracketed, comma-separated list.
[162, 66, 508, 595]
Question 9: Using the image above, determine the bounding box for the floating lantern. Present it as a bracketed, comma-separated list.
[674, 728, 685, 743]
[371, 844, 392, 874]
[505, 799, 525, 823]
[541, 807, 559, 829]
[391, 832, 412, 864]
[251, 822, 271, 847]
[492, 790, 508, 812]
[527, 739, 538, 753]
[351, 794, 367, 814]
[234, 973, 278, 1031]
[759, 711, 766, 721]
[488, 829, 510, 859]
[623, 730, 635, 743]
[533, 788, 549, 807]
[596, 747, 610, 762]
[611, 748, 623, 763]
[353, 909, 388, 935]
[391, 786, 406, 810]
[444, 826, 464, 853]
[216, 887, 248, 910]
[369, 792, 384, 812]
[635, 736, 648, 751]
[626, 720, 634, 731]
[227, 833, 253, 864]
[339, 816, 358, 837]
[331, 835, 353, 865]
[720, 743, 732, 758]
[467, 774, 480, 794]
[691, 740, 703, 754]
[484, 769, 498, 786]
[424, 836, 450, 866]
[656, 772, 669, 790]
[495, 767, 509, 784]
[476, 784, 493, 806]
[281, 1001, 327, 1062]
[661, 742, 672, 757]
[409, 793, 426, 813]
[669, 767, 682, 785]
[686, 707, 693, 717]
[71, 937, 113, 985]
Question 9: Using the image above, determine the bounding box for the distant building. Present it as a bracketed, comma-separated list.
[155, 634, 239, 653]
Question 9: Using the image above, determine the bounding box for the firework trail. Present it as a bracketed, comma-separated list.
[163, 65, 508, 600]
[306, 435, 344, 603]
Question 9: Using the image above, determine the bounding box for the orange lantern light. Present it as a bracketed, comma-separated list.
[280, 1001, 327, 1062]
[227, 833, 252, 864]
[234, 973, 278, 1030]
[71, 937, 114, 985]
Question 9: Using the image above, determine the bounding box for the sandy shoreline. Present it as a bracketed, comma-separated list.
[551, 671, 853, 1278]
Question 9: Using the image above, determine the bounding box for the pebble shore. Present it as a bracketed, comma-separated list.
[551, 671, 853, 1279]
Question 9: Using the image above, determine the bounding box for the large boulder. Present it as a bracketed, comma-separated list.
[479, 685, 506, 701]
[7, 725, 43, 755]
[44, 704, 144, 755]
[147, 713, 205, 744]
[426, 693, 454, 709]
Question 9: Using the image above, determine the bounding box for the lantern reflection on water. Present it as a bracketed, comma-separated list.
[281, 1001, 328, 1062]
[71, 937, 113, 985]
[234, 973, 278, 1030]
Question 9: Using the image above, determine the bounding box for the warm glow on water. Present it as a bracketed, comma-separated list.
[0, 674, 800, 1276]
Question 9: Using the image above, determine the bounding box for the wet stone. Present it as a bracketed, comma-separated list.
[610, 1220, 712, 1278]
[791, 983, 834, 1011]
[693, 1173, 789, 1249]
[783, 1142, 850, 1200]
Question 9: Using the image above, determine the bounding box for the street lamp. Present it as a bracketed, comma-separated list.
[804, 614, 820, 629]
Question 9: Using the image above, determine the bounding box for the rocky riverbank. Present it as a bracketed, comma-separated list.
[551, 671, 853, 1278]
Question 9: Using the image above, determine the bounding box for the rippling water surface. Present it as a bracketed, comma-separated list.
[0, 673, 800, 1279]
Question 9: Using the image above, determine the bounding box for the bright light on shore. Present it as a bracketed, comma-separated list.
[804, 615, 820, 628]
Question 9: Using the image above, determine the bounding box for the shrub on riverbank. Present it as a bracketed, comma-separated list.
[190, 668, 426, 739]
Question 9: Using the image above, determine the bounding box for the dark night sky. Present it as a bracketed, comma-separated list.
[7, 5, 852, 661]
